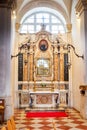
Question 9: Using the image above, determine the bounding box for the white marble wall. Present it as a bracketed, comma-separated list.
[71, 0, 87, 113]
[78, 1, 87, 119]
[74, 0, 87, 118]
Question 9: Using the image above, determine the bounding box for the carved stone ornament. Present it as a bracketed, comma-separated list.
[0, 0, 17, 9]
[75, 0, 87, 17]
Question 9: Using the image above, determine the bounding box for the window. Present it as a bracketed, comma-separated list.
[20, 7, 66, 34]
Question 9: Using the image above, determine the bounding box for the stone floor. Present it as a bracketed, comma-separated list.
[0, 107, 87, 130]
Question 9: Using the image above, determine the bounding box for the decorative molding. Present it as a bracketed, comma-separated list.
[66, 24, 72, 33]
[36, 94, 52, 104]
[0, 0, 17, 10]
[75, 0, 87, 17]
[15, 23, 20, 32]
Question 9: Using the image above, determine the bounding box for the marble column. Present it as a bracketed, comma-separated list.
[29, 51, 34, 81]
[66, 24, 73, 107]
[23, 53, 28, 81]
[54, 46, 58, 81]
[60, 47, 64, 81]
[0, 2, 16, 120]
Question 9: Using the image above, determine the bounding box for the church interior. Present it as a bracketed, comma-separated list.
[0, 0, 87, 129]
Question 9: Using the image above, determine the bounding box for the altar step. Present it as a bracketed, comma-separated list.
[25, 106, 66, 112]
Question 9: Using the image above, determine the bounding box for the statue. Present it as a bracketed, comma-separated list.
[55, 94, 59, 108]
[29, 95, 33, 108]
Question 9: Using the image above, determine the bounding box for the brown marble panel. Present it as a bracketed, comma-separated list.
[36, 94, 52, 104]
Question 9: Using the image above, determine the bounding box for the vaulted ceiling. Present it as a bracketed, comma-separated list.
[16, 0, 73, 23]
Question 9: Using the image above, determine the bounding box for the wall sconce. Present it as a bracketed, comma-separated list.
[56, 41, 84, 69]
[63, 44, 84, 59]
[56, 40, 84, 59]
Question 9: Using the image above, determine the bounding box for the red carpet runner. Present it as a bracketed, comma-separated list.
[26, 111, 68, 118]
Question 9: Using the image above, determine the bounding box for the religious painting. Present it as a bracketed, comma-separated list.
[39, 39, 48, 51]
[36, 58, 50, 76]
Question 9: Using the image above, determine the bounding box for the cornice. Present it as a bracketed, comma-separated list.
[66, 24, 72, 33]
[0, 0, 17, 10]
[75, 0, 87, 16]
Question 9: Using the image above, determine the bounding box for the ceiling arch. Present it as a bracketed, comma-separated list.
[16, 0, 72, 24]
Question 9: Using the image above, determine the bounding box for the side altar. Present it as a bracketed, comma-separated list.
[29, 90, 68, 108]
[16, 25, 69, 109]
[17, 81, 68, 108]
[30, 91, 59, 107]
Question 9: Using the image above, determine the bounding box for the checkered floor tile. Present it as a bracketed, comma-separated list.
[0, 108, 87, 130]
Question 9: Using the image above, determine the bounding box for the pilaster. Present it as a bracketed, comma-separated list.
[66, 23, 73, 107]
[0, 1, 16, 120]
[53, 45, 58, 81]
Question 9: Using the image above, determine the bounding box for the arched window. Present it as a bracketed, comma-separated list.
[20, 7, 66, 34]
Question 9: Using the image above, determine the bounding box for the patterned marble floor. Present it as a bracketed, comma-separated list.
[0, 108, 87, 130]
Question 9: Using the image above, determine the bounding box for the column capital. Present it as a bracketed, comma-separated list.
[15, 23, 20, 32]
[0, 0, 17, 10]
[66, 24, 72, 33]
[75, 0, 87, 17]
